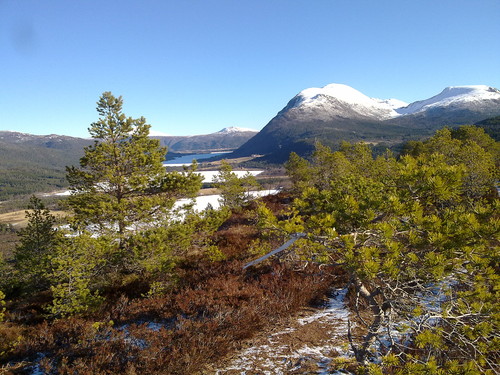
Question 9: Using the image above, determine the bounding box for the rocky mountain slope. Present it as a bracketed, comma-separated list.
[232, 84, 500, 161]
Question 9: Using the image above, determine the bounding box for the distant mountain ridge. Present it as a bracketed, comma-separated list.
[0, 132, 91, 199]
[0, 127, 257, 199]
[232, 84, 500, 161]
[395, 85, 500, 115]
[152, 127, 258, 153]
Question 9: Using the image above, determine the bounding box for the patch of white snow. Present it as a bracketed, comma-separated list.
[291, 83, 403, 119]
[148, 129, 172, 136]
[216, 287, 353, 374]
[298, 288, 349, 325]
[396, 85, 500, 114]
[174, 189, 278, 212]
[217, 127, 259, 133]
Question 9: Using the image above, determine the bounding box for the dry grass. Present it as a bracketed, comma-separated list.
[0, 211, 30, 227]
[0, 232, 18, 257]
[0, 210, 67, 228]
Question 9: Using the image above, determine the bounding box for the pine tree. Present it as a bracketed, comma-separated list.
[51, 92, 203, 314]
[258, 128, 499, 373]
[14, 196, 60, 290]
[66, 92, 202, 259]
[213, 160, 260, 210]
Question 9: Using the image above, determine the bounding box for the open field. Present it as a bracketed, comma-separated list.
[0, 210, 68, 228]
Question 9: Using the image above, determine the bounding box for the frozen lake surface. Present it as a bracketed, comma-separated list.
[164, 151, 231, 166]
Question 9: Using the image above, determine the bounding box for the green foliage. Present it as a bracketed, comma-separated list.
[14, 196, 62, 290]
[0, 290, 23, 359]
[402, 126, 499, 198]
[0, 135, 88, 200]
[44, 92, 208, 315]
[0, 290, 4, 322]
[48, 234, 108, 317]
[205, 245, 226, 262]
[65, 92, 203, 272]
[68, 92, 170, 233]
[213, 160, 260, 210]
[475, 115, 500, 141]
[284, 151, 313, 193]
[277, 126, 499, 372]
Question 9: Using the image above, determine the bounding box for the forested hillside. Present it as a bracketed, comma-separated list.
[0, 93, 498, 374]
[0, 127, 256, 201]
[0, 133, 90, 200]
[476, 115, 500, 140]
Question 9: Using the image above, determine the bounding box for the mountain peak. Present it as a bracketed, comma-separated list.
[217, 127, 258, 134]
[397, 85, 500, 115]
[295, 83, 374, 107]
[286, 83, 406, 120]
[233, 82, 500, 162]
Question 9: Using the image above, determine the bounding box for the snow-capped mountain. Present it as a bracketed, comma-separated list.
[396, 85, 500, 115]
[283, 83, 407, 120]
[217, 126, 258, 134]
[232, 83, 500, 162]
[282, 83, 500, 121]
[148, 129, 172, 137]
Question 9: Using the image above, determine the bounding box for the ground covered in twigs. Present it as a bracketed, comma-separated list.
[211, 288, 356, 375]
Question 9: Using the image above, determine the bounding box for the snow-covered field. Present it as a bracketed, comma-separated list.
[42, 171, 264, 194]
[175, 189, 279, 211]
[195, 170, 263, 183]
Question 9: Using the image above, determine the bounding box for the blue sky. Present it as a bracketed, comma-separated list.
[1, 0, 499, 138]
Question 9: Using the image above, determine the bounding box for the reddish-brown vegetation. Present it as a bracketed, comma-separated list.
[1, 194, 345, 374]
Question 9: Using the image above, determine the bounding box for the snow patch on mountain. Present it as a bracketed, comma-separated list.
[396, 85, 500, 115]
[296, 84, 377, 107]
[289, 83, 406, 120]
[148, 129, 172, 136]
[284, 83, 500, 122]
[374, 98, 408, 109]
[217, 126, 258, 134]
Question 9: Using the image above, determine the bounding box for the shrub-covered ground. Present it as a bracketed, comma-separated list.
[1, 195, 345, 374]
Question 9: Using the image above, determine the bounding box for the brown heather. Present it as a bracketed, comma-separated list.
[1, 194, 343, 374]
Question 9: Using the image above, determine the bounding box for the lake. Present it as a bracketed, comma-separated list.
[164, 152, 231, 166]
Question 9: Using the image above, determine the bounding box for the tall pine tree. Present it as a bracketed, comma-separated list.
[14, 196, 60, 290]
[51, 92, 203, 315]
[66, 92, 202, 242]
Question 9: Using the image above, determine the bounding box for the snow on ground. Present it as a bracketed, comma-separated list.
[175, 190, 279, 212]
[41, 190, 71, 197]
[297, 288, 349, 326]
[41, 171, 264, 196]
[215, 288, 353, 375]
[195, 170, 263, 183]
